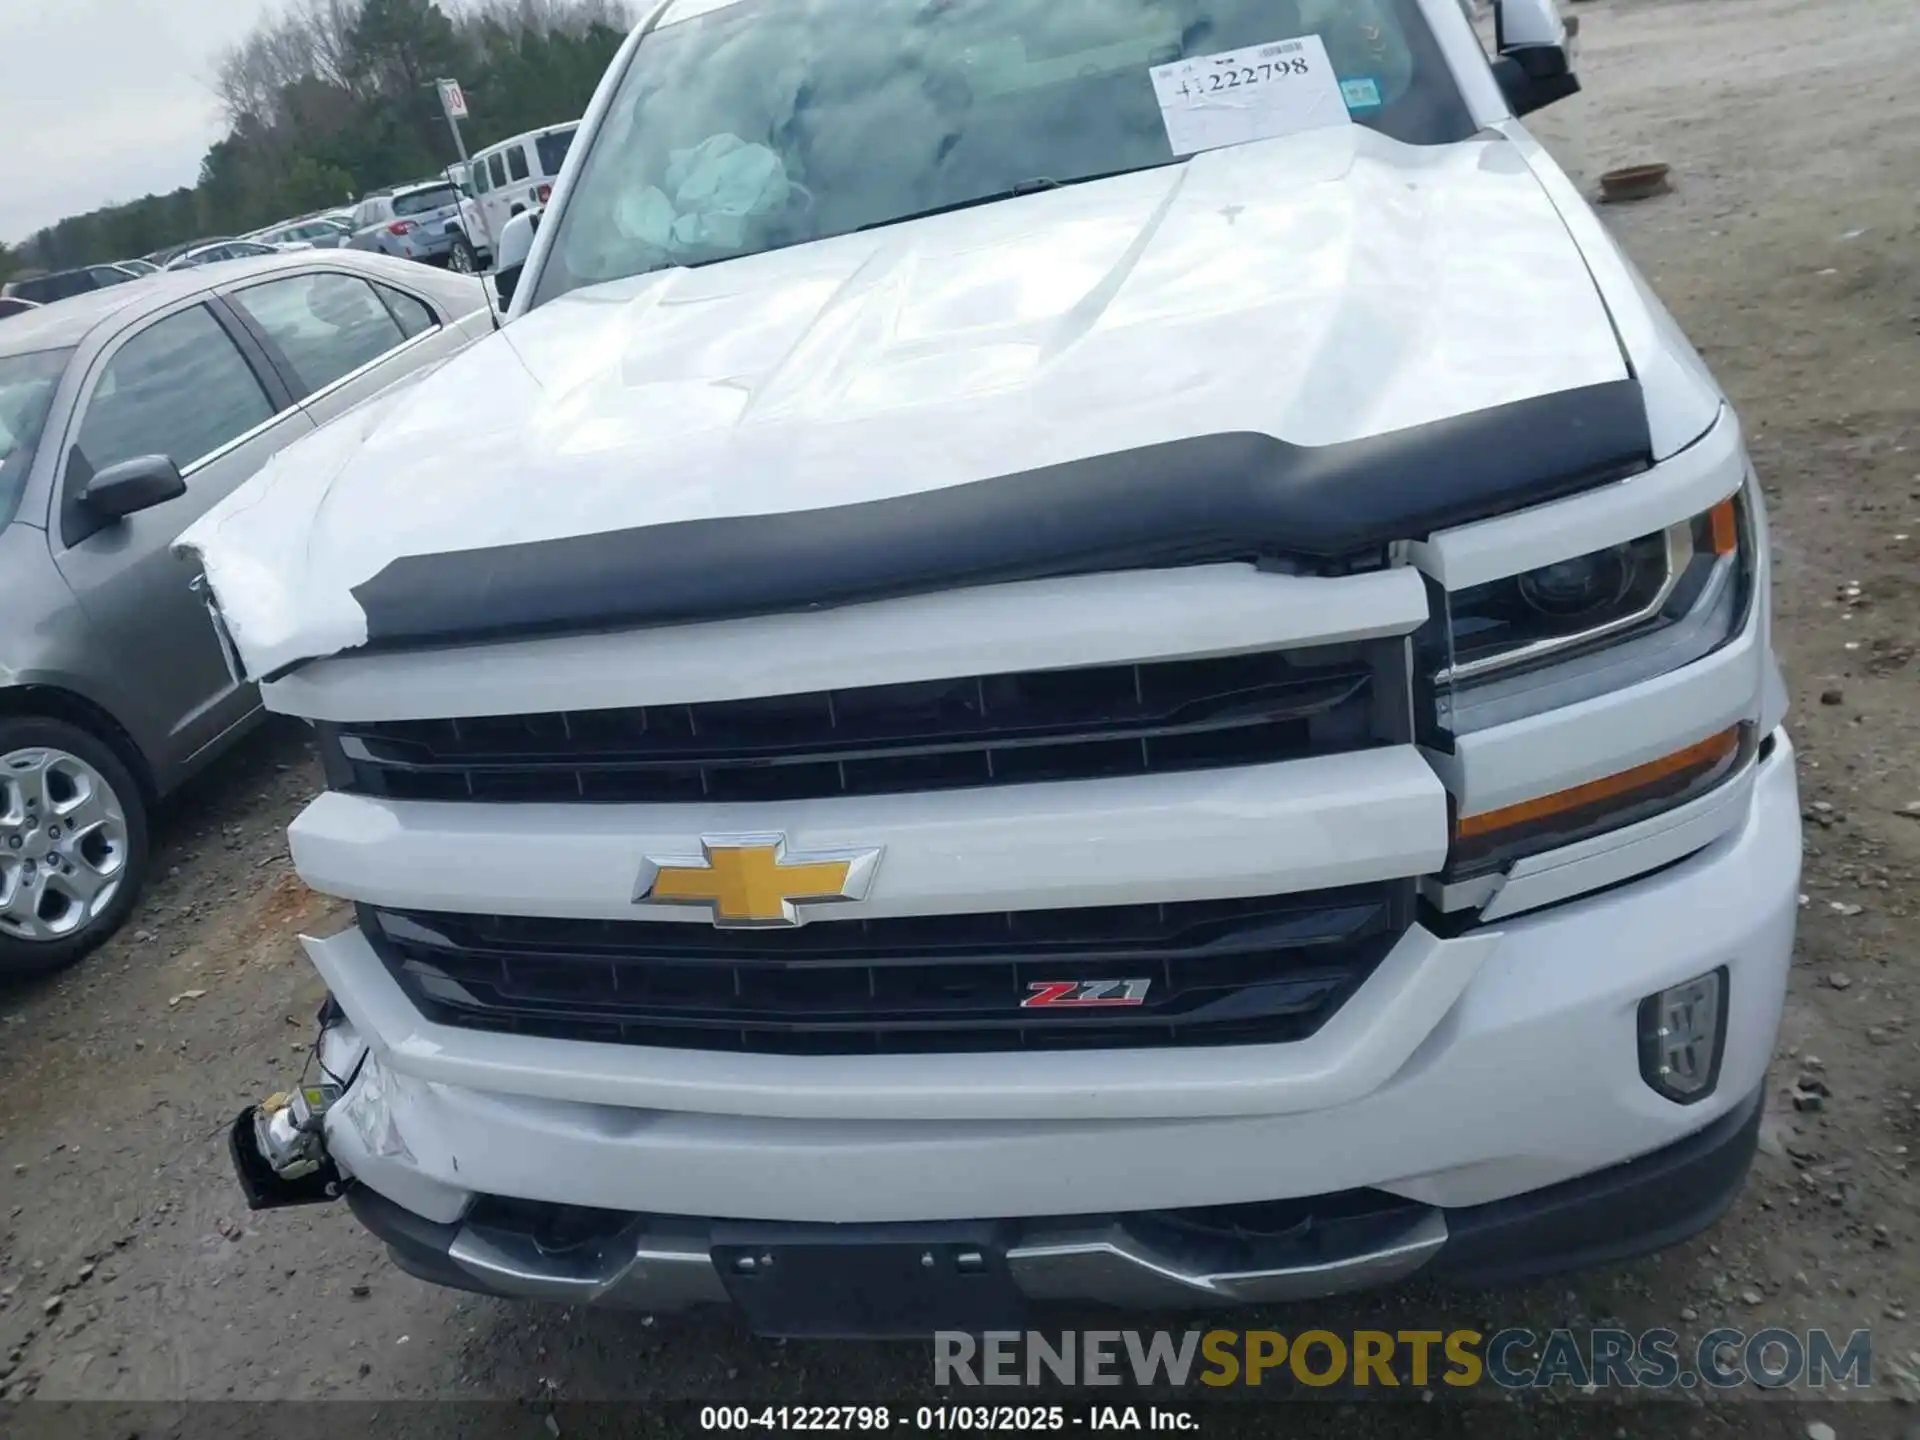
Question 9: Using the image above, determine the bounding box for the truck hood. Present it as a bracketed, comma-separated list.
[182, 126, 1639, 679]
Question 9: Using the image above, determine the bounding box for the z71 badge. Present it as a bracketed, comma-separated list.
[1022, 979, 1153, 1009]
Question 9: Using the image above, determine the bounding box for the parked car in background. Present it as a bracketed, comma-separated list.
[346, 182, 467, 266]
[444, 202, 488, 275]
[166, 240, 292, 271]
[0, 298, 40, 320]
[2, 265, 142, 306]
[0, 251, 491, 976]
[465, 122, 578, 256]
[440, 163, 492, 274]
[112, 259, 162, 277]
[249, 218, 353, 251]
[146, 238, 230, 268]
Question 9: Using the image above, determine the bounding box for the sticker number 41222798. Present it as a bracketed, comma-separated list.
[1149, 34, 1352, 157]
[1168, 52, 1313, 94]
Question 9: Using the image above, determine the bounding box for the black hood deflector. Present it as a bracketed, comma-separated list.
[349, 379, 1649, 652]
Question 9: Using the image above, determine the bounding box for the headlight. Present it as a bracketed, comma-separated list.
[1430, 488, 1757, 880]
[1434, 493, 1750, 736]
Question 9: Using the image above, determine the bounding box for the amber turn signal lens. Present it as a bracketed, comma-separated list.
[1455, 726, 1743, 843]
[1708, 497, 1740, 557]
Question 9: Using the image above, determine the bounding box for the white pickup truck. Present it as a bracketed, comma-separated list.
[191, 0, 1799, 1339]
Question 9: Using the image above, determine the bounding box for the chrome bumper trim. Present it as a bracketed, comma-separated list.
[1005, 1211, 1447, 1307]
[442, 1210, 1447, 1312]
[448, 1221, 731, 1308]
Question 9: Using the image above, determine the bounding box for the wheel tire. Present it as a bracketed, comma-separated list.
[448, 238, 476, 274]
[0, 716, 150, 980]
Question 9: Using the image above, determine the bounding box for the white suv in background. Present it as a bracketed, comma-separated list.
[465, 122, 579, 256]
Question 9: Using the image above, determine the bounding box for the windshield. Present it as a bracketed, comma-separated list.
[394, 186, 459, 218]
[536, 127, 578, 176]
[534, 0, 1472, 306]
[0, 349, 72, 529]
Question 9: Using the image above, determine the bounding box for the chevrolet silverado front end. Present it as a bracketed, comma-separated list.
[189, 0, 1798, 1337]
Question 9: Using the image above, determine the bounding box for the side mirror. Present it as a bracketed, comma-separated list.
[493, 209, 539, 308]
[80, 454, 186, 521]
[1491, 0, 1580, 115]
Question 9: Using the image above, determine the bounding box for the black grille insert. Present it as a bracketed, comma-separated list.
[323, 644, 1385, 805]
[362, 881, 1411, 1055]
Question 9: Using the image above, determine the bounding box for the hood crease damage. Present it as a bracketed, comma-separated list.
[180, 127, 1650, 679]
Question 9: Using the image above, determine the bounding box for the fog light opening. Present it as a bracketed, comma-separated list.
[1638, 967, 1728, 1105]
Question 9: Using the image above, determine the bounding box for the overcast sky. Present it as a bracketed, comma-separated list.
[2, 0, 281, 244]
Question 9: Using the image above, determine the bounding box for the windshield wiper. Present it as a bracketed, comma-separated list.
[855, 164, 1179, 233]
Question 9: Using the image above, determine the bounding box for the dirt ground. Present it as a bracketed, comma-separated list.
[3, 0, 1919, 1432]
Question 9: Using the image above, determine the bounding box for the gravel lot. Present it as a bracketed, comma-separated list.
[3, 0, 1918, 1432]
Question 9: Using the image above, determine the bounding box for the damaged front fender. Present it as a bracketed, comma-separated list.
[173, 383, 415, 682]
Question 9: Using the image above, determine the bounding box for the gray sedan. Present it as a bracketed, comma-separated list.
[250, 219, 353, 251]
[0, 251, 491, 976]
[164, 240, 285, 271]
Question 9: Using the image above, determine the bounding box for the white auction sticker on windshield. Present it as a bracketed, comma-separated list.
[1150, 36, 1351, 157]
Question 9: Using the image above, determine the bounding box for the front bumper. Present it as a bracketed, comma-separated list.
[346, 1079, 1762, 1333]
[293, 731, 1799, 1328]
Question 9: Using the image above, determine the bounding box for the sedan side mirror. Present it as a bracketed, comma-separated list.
[493, 210, 540, 309]
[80, 454, 186, 521]
[1491, 0, 1580, 115]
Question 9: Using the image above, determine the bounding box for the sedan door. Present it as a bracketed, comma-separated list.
[222, 269, 475, 428]
[50, 302, 315, 775]
[303, 222, 351, 250]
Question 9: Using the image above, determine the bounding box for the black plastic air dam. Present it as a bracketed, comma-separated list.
[348, 380, 1651, 650]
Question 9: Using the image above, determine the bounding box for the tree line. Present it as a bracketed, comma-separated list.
[4, 0, 631, 279]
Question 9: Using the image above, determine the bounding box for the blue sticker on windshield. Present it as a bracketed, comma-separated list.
[1341, 77, 1383, 110]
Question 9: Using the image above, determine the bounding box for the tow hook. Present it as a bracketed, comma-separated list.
[229, 1083, 347, 1210]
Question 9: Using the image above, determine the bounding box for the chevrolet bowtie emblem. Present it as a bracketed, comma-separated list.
[635, 834, 882, 928]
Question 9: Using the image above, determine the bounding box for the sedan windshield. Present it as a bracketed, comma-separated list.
[0, 349, 73, 529]
[534, 0, 1472, 305]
